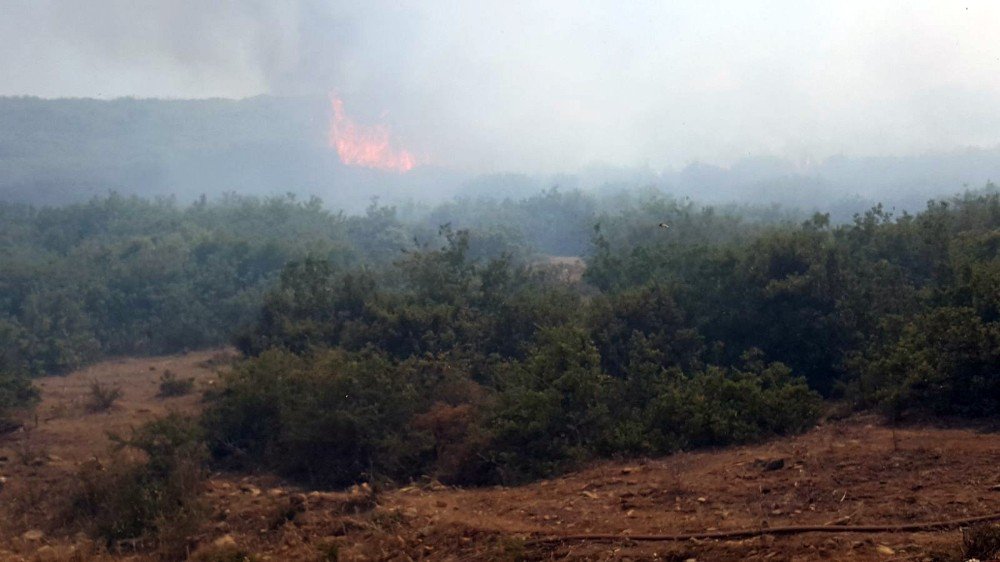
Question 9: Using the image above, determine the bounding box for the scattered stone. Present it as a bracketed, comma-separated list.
[21, 529, 44, 541]
[755, 458, 785, 471]
[696, 497, 708, 503]
[581, 491, 600, 499]
[213, 535, 237, 548]
[990, 484, 1000, 491]
[34, 545, 57, 562]
[875, 544, 895, 556]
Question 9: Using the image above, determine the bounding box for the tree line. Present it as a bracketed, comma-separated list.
[1, 186, 998, 487]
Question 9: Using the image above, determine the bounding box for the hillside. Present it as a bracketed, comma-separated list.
[1, 351, 998, 561]
[0, 96, 465, 211]
[4, 96, 1000, 216]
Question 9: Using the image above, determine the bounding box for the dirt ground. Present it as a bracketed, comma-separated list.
[1, 350, 999, 561]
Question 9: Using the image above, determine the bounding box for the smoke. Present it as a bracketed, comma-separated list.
[4, 1, 1000, 174]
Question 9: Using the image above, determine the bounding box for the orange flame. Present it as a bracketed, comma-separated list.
[328, 95, 416, 172]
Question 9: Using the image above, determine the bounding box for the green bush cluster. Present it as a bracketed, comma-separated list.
[205, 187, 999, 486]
[72, 413, 207, 559]
[0, 193, 445, 376]
[207, 225, 824, 485]
[5, 184, 998, 489]
[0, 370, 38, 428]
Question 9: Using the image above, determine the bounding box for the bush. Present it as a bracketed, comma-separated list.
[158, 370, 195, 398]
[963, 524, 1000, 561]
[71, 413, 207, 559]
[204, 349, 438, 487]
[473, 326, 612, 484]
[0, 371, 39, 428]
[852, 307, 1000, 418]
[86, 380, 123, 412]
[641, 357, 822, 451]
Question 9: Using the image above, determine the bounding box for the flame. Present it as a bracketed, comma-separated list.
[328, 95, 417, 172]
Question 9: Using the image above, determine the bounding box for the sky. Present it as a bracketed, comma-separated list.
[3, 0, 1000, 173]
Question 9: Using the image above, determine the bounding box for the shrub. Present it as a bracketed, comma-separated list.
[0, 370, 39, 428]
[466, 326, 612, 484]
[204, 349, 436, 487]
[158, 370, 195, 398]
[852, 307, 1000, 418]
[71, 413, 207, 558]
[642, 357, 822, 451]
[963, 523, 1000, 561]
[86, 380, 123, 412]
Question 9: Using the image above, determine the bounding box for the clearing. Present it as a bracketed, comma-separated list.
[1, 351, 998, 561]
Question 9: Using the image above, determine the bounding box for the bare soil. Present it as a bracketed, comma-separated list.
[1, 351, 999, 561]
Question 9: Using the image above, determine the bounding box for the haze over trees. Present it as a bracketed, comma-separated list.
[2, 184, 996, 488]
[4, 96, 1000, 219]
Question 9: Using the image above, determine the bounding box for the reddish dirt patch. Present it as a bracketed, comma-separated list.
[2, 351, 999, 561]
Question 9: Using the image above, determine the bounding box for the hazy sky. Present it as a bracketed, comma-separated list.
[3, 1, 1000, 173]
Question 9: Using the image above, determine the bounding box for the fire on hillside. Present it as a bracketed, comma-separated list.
[328, 94, 417, 173]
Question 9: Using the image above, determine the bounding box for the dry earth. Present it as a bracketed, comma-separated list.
[1, 351, 999, 561]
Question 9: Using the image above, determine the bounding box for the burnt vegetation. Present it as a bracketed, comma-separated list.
[1, 185, 998, 490]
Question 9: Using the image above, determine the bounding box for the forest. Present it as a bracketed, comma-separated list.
[0, 185, 997, 490]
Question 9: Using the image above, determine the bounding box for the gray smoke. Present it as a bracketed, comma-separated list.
[3, 1, 1000, 174]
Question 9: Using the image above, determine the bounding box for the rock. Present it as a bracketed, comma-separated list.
[239, 484, 261, 496]
[875, 544, 895, 556]
[21, 529, 44, 541]
[696, 497, 708, 503]
[990, 483, 1000, 491]
[755, 458, 785, 471]
[581, 491, 600, 499]
[213, 535, 237, 548]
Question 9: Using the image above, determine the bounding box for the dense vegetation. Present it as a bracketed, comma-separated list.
[207, 186, 998, 486]
[2, 185, 998, 489]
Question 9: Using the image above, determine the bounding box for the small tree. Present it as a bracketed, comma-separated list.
[86, 380, 123, 413]
[0, 371, 39, 430]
